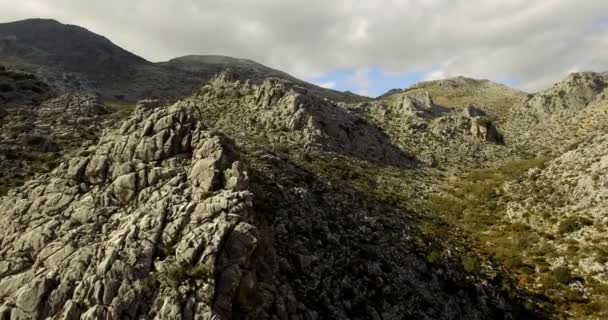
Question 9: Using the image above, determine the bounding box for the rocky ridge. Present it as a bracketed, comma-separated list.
[0, 101, 261, 319]
[504, 72, 608, 155]
[192, 72, 413, 167]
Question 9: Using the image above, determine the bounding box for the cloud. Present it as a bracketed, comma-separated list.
[1, 0, 608, 92]
[424, 70, 447, 81]
[319, 81, 336, 89]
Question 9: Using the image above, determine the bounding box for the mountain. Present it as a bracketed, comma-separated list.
[1, 18, 608, 320]
[0, 74, 549, 320]
[0, 19, 368, 103]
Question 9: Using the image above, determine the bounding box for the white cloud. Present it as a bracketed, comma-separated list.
[424, 70, 446, 81]
[319, 81, 337, 89]
[1, 0, 608, 91]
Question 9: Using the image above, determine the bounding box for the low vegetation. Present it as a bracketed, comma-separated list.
[428, 155, 608, 318]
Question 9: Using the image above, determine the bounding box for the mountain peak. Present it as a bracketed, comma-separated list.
[3, 18, 61, 25]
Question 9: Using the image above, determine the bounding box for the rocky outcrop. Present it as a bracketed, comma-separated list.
[194, 72, 413, 167]
[504, 72, 608, 154]
[522, 72, 608, 118]
[355, 92, 508, 168]
[35, 93, 111, 119]
[0, 101, 266, 319]
[463, 106, 503, 143]
[469, 117, 501, 142]
[396, 91, 446, 118]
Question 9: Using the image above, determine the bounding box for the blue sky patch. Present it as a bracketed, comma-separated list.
[307, 67, 427, 98]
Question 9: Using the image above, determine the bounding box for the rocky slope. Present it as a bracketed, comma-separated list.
[504, 134, 608, 287]
[423, 73, 608, 319]
[0, 19, 368, 103]
[0, 93, 118, 194]
[379, 76, 526, 121]
[504, 72, 608, 156]
[351, 89, 510, 168]
[191, 71, 412, 167]
[0, 97, 548, 319]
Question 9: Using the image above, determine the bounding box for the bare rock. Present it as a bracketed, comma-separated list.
[0, 101, 268, 319]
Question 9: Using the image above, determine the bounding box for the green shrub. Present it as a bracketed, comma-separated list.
[462, 253, 480, 273]
[426, 250, 441, 265]
[24, 135, 46, 146]
[552, 266, 572, 285]
[558, 216, 593, 234]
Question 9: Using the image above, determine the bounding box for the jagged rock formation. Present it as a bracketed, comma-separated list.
[0, 101, 260, 319]
[464, 106, 503, 143]
[521, 72, 608, 118]
[192, 72, 412, 167]
[354, 91, 507, 167]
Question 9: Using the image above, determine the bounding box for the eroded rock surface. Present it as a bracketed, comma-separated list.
[193, 71, 413, 167]
[356, 92, 506, 167]
[0, 101, 263, 319]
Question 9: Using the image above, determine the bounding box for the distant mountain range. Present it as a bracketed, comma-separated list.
[0, 18, 368, 103]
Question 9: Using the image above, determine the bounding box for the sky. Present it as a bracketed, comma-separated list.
[1, 1, 608, 97]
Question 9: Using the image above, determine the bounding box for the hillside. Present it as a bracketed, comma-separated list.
[379, 76, 527, 121]
[0, 87, 548, 319]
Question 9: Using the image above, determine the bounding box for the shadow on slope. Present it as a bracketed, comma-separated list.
[246, 149, 555, 319]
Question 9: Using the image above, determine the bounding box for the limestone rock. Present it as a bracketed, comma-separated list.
[194, 72, 413, 167]
[0, 101, 266, 319]
[35, 93, 112, 118]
